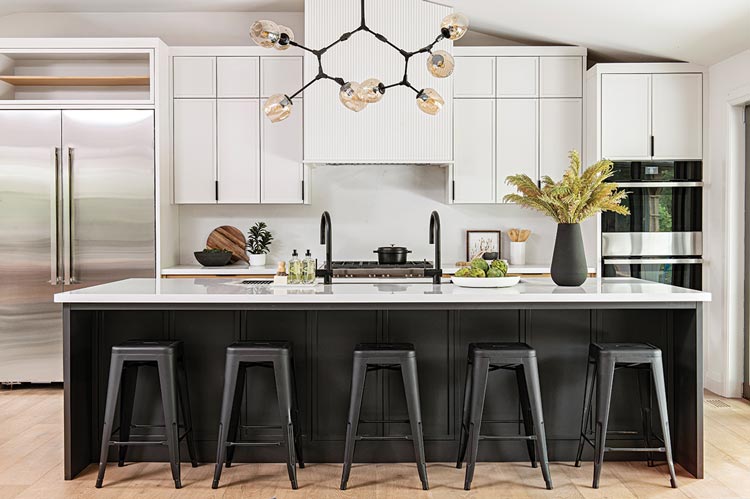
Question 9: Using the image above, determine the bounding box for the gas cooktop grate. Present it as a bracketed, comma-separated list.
[331, 261, 433, 269]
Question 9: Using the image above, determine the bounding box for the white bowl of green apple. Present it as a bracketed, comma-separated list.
[451, 258, 520, 288]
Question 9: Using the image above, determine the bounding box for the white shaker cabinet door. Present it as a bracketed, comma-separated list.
[260, 57, 304, 99]
[601, 73, 651, 159]
[496, 57, 538, 98]
[652, 73, 702, 160]
[452, 98, 495, 203]
[539, 56, 582, 98]
[217, 57, 260, 98]
[173, 57, 216, 98]
[539, 99, 582, 182]
[217, 99, 260, 203]
[496, 99, 538, 202]
[261, 98, 303, 204]
[454, 57, 495, 98]
[173, 99, 216, 204]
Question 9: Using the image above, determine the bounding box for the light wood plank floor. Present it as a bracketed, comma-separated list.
[1, 386, 749, 498]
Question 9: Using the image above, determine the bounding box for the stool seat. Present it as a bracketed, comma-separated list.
[96, 340, 197, 490]
[470, 342, 536, 358]
[112, 340, 182, 356]
[226, 341, 292, 357]
[341, 343, 428, 491]
[591, 343, 661, 359]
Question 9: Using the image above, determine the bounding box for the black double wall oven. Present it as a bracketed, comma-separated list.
[602, 161, 702, 290]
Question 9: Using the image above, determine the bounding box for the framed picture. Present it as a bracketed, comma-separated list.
[466, 230, 502, 260]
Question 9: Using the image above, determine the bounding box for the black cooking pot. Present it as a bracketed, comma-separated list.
[373, 245, 412, 264]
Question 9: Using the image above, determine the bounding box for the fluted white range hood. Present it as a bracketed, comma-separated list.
[303, 0, 453, 165]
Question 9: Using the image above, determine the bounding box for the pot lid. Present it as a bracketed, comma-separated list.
[375, 244, 410, 253]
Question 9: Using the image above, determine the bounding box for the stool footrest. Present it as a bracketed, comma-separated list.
[227, 441, 283, 447]
[110, 430, 192, 447]
[355, 435, 413, 441]
[359, 419, 410, 424]
[604, 446, 667, 453]
[239, 424, 283, 430]
[479, 435, 536, 441]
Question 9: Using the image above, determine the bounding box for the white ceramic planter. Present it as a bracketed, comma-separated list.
[248, 253, 267, 267]
[509, 241, 526, 265]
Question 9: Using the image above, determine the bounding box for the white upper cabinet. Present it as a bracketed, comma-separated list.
[539, 57, 582, 98]
[454, 57, 495, 98]
[262, 99, 304, 204]
[173, 57, 215, 98]
[452, 99, 495, 203]
[217, 57, 259, 98]
[496, 99, 538, 202]
[217, 99, 260, 203]
[496, 57, 538, 98]
[651, 73, 702, 160]
[261, 57, 303, 98]
[601, 73, 651, 160]
[539, 99, 582, 181]
[174, 99, 216, 203]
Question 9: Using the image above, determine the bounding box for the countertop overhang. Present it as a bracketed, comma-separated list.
[54, 277, 711, 305]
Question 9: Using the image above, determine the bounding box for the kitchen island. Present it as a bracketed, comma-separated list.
[55, 278, 710, 481]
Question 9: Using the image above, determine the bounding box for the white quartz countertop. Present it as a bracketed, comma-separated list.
[161, 263, 596, 276]
[55, 277, 711, 304]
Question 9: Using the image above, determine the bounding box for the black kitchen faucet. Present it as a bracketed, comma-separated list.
[316, 211, 333, 284]
[425, 210, 443, 285]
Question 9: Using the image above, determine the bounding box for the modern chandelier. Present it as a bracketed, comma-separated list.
[249, 0, 469, 123]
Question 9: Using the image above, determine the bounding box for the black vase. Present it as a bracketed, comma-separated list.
[550, 223, 587, 286]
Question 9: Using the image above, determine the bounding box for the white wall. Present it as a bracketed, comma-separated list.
[705, 48, 750, 397]
[0, 12, 304, 45]
[179, 164, 598, 267]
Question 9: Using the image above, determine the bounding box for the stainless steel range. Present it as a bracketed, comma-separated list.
[330, 261, 434, 279]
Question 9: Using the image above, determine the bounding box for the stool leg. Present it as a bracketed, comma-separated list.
[456, 358, 473, 469]
[117, 364, 138, 467]
[157, 355, 182, 489]
[212, 356, 241, 489]
[274, 355, 299, 490]
[650, 356, 678, 488]
[340, 357, 367, 491]
[637, 367, 655, 467]
[593, 356, 615, 489]
[401, 356, 429, 491]
[290, 357, 305, 469]
[177, 357, 199, 468]
[96, 355, 124, 488]
[516, 364, 537, 469]
[464, 356, 489, 491]
[225, 366, 246, 468]
[523, 357, 552, 490]
[575, 356, 596, 467]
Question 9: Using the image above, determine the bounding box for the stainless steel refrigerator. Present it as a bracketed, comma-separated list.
[0, 110, 155, 382]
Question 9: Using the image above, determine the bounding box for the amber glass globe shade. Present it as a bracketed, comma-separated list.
[264, 94, 293, 122]
[250, 20, 280, 48]
[440, 13, 469, 41]
[416, 88, 444, 115]
[426, 50, 455, 78]
[339, 82, 368, 112]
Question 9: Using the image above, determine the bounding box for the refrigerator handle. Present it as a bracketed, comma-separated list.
[64, 147, 76, 285]
[51, 147, 61, 285]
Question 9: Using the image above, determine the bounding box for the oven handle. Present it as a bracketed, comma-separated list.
[603, 258, 703, 265]
[615, 181, 703, 188]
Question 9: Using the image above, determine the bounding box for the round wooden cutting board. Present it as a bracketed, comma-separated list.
[205, 226, 248, 263]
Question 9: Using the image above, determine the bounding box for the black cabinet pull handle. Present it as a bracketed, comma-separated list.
[650, 135, 655, 157]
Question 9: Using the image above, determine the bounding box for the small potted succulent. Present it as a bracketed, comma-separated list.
[246, 221, 273, 267]
[504, 151, 629, 286]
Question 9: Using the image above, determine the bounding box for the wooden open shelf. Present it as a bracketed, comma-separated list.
[0, 75, 150, 86]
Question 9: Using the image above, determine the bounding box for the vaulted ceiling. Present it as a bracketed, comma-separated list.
[1, 0, 748, 65]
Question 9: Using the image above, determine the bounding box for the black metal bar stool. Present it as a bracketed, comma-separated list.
[212, 341, 304, 490]
[340, 343, 428, 491]
[96, 340, 198, 489]
[456, 342, 552, 491]
[574, 342, 677, 489]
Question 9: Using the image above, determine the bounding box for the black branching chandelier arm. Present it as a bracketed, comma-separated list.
[250, 0, 469, 122]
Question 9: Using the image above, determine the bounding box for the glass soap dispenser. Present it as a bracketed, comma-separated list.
[303, 249, 316, 284]
[289, 249, 302, 284]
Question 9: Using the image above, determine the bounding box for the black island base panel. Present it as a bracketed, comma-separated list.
[63, 304, 702, 480]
